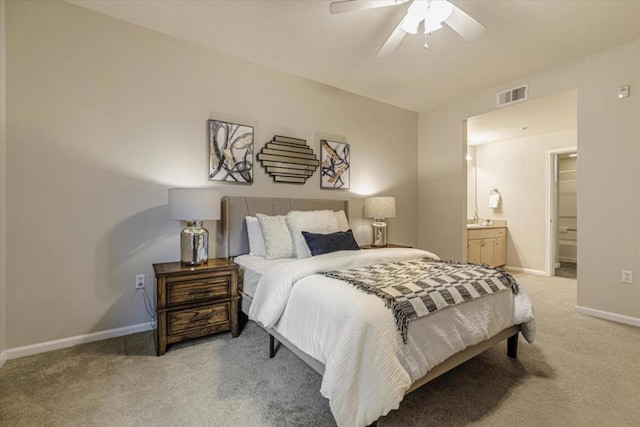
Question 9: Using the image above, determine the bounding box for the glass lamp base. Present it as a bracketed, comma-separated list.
[371, 219, 387, 247]
[180, 220, 209, 266]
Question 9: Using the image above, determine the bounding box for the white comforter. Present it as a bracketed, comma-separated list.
[248, 248, 535, 427]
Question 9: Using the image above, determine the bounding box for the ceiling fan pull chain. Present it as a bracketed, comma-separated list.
[424, 33, 429, 49]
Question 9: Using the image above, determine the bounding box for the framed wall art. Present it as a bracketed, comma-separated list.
[209, 119, 254, 184]
[257, 135, 319, 184]
[320, 139, 350, 189]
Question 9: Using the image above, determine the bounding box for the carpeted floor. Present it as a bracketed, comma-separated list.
[1, 273, 639, 426]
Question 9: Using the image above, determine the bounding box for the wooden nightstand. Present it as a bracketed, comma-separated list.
[153, 258, 239, 356]
[360, 243, 412, 249]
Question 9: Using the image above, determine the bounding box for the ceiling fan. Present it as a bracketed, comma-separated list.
[329, 0, 486, 57]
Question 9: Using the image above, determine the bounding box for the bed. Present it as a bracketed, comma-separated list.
[221, 196, 535, 427]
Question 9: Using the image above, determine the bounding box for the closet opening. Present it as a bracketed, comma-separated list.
[547, 148, 578, 278]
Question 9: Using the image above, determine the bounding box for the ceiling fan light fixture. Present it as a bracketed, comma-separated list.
[429, 1, 454, 21]
[330, 0, 486, 57]
[423, 20, 443, 33]
[401, 0, 425, 33]
[402, 0, 454, 35]
[400, 15, 421, 34]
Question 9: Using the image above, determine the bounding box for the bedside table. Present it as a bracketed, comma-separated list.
[153, 258, 239, 356]
[360, 243, 412, 249]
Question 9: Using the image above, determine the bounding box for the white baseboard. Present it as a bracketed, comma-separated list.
[504, 266, 548, 276]
[0, 350, 7, 368]
[4, 322, 154, 362]
[575, 306, 640, 327]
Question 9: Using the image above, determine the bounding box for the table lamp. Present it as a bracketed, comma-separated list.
[168, 188, 220, 266]
[364, 196, 396, 247]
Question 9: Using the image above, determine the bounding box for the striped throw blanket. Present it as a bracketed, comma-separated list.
[320, 258, 519, 342]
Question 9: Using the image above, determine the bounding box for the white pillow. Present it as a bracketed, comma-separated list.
[286, 210, 340, 259]
[245, 216, 266, 257]
[256, 213, 293, 260]
[334, 210, 350, 232]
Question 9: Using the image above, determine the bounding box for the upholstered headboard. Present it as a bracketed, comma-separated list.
[221, 196, 349, 258]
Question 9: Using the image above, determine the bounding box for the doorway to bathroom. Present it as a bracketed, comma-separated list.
[465, 89, 578, 275]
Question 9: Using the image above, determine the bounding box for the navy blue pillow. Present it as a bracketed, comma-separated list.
[302, 229, 360, 256]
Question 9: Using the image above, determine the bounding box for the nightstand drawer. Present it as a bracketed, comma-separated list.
[168, 276, 231, 305]
[168, 303, 230, 335]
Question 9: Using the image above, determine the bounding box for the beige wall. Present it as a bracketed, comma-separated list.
[471, 130, 577, 272]
[0, 0, 7, 364]
[417, 105, 469, 260]
[419, 39, 640, 319]
[5, 1, 418, 348]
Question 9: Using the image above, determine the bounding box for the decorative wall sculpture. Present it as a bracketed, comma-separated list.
[257, 135, 319, 184]
[209, 120, 254, 184]
[320, 139, 350, 189]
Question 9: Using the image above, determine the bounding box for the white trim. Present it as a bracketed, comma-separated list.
[0, 350, 7, 368]
[3, 322, 154, 361]
[462, 119, 469, 262]
[575, 306, 640, 327]
[504, 266, 548, 276]
[545, 146, 577, 276]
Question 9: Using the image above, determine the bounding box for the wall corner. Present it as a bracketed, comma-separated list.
[0, 0, 8, 361]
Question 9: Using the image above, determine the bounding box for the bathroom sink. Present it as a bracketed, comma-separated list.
[467, 223, 493, 228]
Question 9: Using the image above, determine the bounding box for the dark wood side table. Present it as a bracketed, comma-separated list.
[153, 258, 239, 356]
[360, 243, 412, 249]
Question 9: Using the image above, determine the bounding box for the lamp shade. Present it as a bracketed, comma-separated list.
[364, 196, 396, 219]
[168, 188, 220, 221]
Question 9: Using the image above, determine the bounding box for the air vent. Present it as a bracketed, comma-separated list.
[497, 85, 528, 107]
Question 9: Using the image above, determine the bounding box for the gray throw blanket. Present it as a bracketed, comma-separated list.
[320, 258, 519, 342]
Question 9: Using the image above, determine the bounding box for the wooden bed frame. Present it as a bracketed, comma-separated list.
[221, 196, 520, 426]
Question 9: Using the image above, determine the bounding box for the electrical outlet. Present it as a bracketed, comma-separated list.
[622, 270, 633, 284]
[135, 274, 145, 289]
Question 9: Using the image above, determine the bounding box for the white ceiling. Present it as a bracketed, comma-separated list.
[467, 90, 577, 146]
[67, 0, 640, 144]
[69, 0, 640, 113]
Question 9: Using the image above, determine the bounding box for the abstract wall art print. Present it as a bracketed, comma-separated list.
[320, 139, 350, 190]
[209, 120, 254, 184]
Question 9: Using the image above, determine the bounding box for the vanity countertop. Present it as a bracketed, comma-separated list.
[467, 224, 507, 230]
[467, 219, 507, 229]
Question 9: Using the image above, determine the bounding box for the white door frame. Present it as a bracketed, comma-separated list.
[545, 146, 577, 276]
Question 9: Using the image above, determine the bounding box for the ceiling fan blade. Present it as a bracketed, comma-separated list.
[330, 0, 409, 15]
[445, 4, 486, 42]
[377, 18, 408, 57]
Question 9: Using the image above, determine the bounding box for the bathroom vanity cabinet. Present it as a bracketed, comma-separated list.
[467, 226, 507, 267]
